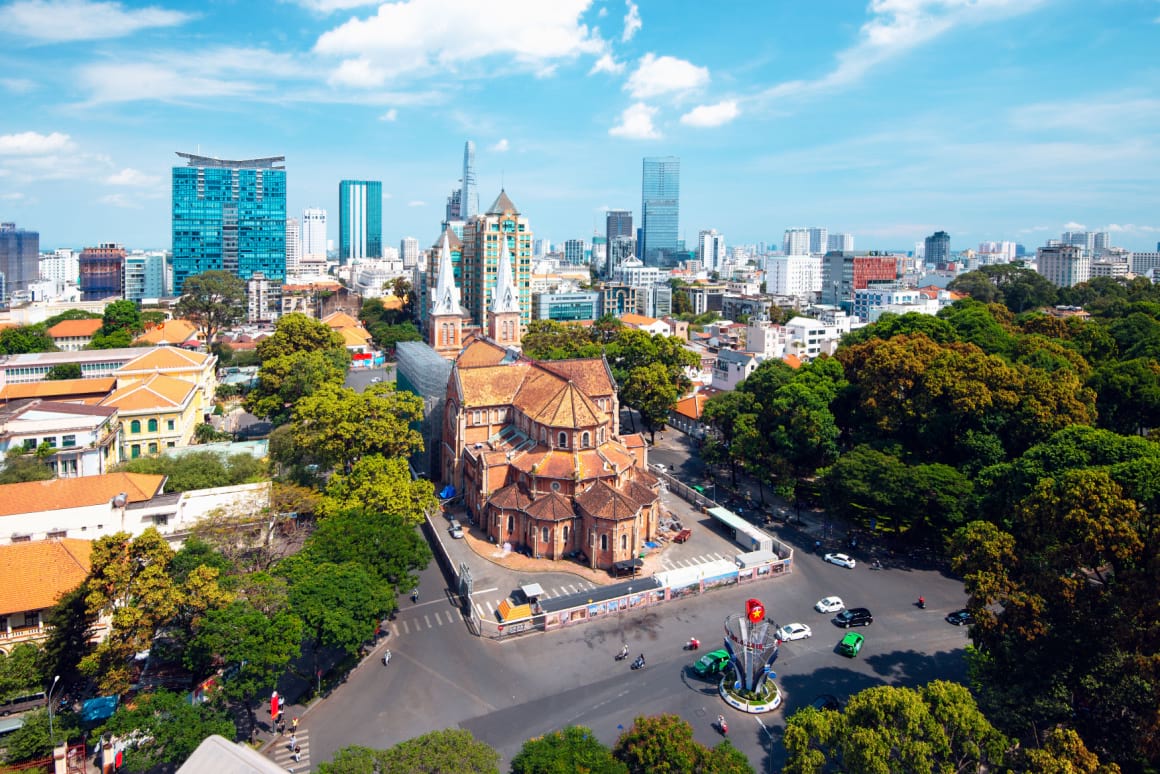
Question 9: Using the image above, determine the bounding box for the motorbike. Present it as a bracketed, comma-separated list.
[615, 646, 629, 661]
[685, 638, 700, 651]
[716, 716, 728, 735]
[630, 655, 646, 670]
[870, 560, 883, 571]
[917, 597, 926, 609]
[381, 650, 392, 666]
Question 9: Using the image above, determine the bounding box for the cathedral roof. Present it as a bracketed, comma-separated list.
[431, 231, 464, 317]
[524, 380, 603, 428]
[524, 492, 576, 522]
[486, 189, 518, 216]
[456, 338, 509, 368]
[489, 482, 531, 511]
[537, 359, 615, 397]
[575, 480, 642, 521]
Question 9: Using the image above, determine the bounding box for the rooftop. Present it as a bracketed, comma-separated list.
[46, 318, 103, 338]
[176, 152, 285, 169]
[0, 472, 165, 517]
[0, 539, 92, 615]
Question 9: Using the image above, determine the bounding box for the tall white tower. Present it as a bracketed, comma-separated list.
[302, 208, 327, 259]
[285, 218, 301, 278]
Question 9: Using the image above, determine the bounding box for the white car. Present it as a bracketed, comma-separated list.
[448, 519, 464, 539]
[776, 623, 812, 641]
[815, 596, 845, 613]
[824, 552, 856, 569]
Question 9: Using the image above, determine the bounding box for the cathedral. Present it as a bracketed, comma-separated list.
[429, 226, 661, 571]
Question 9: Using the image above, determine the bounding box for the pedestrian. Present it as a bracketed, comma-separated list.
[291, 717, 299, 734]
[292, 751, 301, 763]
[288, 734, 297, 751]
[278, 694, 286, 714]
[277, 719, 286, 735]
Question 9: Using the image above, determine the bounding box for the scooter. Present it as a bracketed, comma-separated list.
[615, 645, 629, 661]
[917, 597, 926, 609]
[381, 650, 392, 666]
[630, 655, 646, 670]
[685, 637, 700, 651]
[716, 716, 728, 736]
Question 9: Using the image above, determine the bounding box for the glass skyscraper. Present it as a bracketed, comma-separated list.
[171, 152, 286, 294]
[641, 156, 680, 266]
[339, 180, 383, 263]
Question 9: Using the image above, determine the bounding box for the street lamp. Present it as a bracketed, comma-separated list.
[47, 674, 61, 747]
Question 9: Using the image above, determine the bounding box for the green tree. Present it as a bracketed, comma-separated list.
[320, 455, 437, 524]
[244, 349, 348, 424]
[170, 537, 235, 585]
[0, 447, 55, 484]
[2, 709, 81, 764]
[1017, 727, 1121, 774]
[511, 726, 628, 774]
[613, 714, 738, 774]
[284, 561, 392, 659]
[306, 506, 431, 589]
[194, 422, 234, 444]
[369, 322, 422, 353]
[1088, 357, 1160, 435]
[319, 730, 501, 774]
[840, 311, 960, 347]
[949, 264, 1058, 314]
[0, 325, 56, 355]
[37, 585, 96, 696]
[118, 451, 265, 493]
[44, 362, 82, 380]
[256, 312, 346, 362]
[621, 363, 680, 443]
[290, 383, 425, 471]
[175, 270, 247, 347]
[0, 644, 43, 700]
[783, 682, 1010, 774]
[522, 319, 602, 360]
[100, 299, 143, 336]
[87, 328, 134, 349]
[97, 690, 235, 773]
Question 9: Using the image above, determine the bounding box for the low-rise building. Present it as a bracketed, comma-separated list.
[0, 376, 117, 404]
[101, 375, 201, 459]
[0, 539, 107, 653]
[669, 391, 713, 439]
[45, 318, 103, 351]
[619, 313, 671, 337]
[322, 311, 374, 355]
[0, 400, 121, 477]
[135, 319, 201, 348]
[851, 284, 936, 322]
[711, 349, 758, 391]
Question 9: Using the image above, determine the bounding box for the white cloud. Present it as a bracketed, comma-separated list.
[0, 78, 37, 93]
[1010, 96, 1160, 134]
[314, 0, 604, 81]
[609, 102, 660, 139]
[1017, 225, 1051, 234]
[291, 0, 380, 12]
[597, 6, 607, 16]
[680, 100, 739, 127]
[0, 192, 25, 201]
[106, 168, 159, 186]
[625, 53, 709, 99]
[760, 0, 1048, 102]
[328, 57, 386, 88]
[379, 108, 398, 121]
[491, 138, 510, 152]
[0, 131, 74, 155]
[1062, 221, 1086, 231]
[5, 0, 191, 42]
[99, 193, 142, 208]
[589, 52, 624, 75]
[407, 200, 426, 207]
[622, 0, 641, 42]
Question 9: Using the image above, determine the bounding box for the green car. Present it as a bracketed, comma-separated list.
[693, 649, 731, 677]
[838, 632, 864, 657]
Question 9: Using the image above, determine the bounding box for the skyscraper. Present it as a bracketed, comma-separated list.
[79, 243, 126, 301]
[605, 209, 633, 276]
[285, 217, 301, 279]
[827, 233, 854, 252]
[461, 141, 478, 220]
[1037, 244, 1090, 287]
[808, 227, 829, 255]
[783, 228, 810, 255]
[641, 156, 680, 266]
[697, 229, 726, 273]
[171, 152, 287, 294]
[0, 222, 39, 304]
[124, 252, 166, 301]
[302, 208, 327, 259]
[564, 239, 586, 266]
[339, 180, 382, 264]
[460, 190, 533, 327]
[924, 231, 951, 268]
[400, 237, 420, 268]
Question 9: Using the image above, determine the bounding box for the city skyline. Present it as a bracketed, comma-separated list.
[0, 0, 1157, 252]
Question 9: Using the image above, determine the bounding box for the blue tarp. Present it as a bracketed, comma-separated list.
[438, 485, 456, 500]
[82, 695, 119, 723]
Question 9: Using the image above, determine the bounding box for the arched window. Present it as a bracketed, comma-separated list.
[581, 431, 591, 447]
[130, 420, 141, 434]
[541, 527, 549, 542]
[130, 444, 141, 458]
[147, 418, 158, 433]
[562, 524, 569, 543]
[621, 534, 628, 550]
[558, 431, 567, 448]
[600, 534, 608, 551]
[507, 514, 514, 532]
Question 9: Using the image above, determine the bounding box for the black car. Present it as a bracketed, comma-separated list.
[832, 607, 873, 628]
[946, 609, 972, 626]
[810, 694, 841, 712]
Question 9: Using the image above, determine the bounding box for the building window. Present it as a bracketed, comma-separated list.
[62, 434, 77, 448]
[130, 420, 141, 434]
[541, 527, 549, 542]
[11, 535, 31, 543]
[563, 525, 569, 543]
[148, 442, 158, 454]
[621, 534, 628, 550]
[551, 481, 561, 492]
[581, 431, 590, 448]
[148, 418, 159, 433]
[131, 444, 141, 458]
[153, 514, 169, 526]
[42, 437, 57, 448]
[167, 441, 175, 448]
[600, 534, 608, 551]
[47, 530, 67, 539]
[167, 420, 175, 431]
[507, 514, 514, 532]
[558, 432, 567, 448]
[23, 439, 36, 451]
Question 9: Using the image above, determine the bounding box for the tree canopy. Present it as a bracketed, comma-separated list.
[290, 382, 425, 471]
[319, 730, 500, 774]
[175, 271, 246, 346]
[117, 451, 266, 492]
[97, 690, 235, 773]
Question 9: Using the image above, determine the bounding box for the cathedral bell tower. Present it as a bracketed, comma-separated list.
[487, 241, 522, 348]
[429, 230, 465, 357]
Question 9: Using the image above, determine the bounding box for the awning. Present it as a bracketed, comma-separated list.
[520, 583, 545, 599]
[613, 558, 644, 573]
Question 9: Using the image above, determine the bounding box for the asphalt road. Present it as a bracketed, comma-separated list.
[345, 364, 395, 392]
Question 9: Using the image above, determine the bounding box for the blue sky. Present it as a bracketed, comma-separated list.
[0, 0, 1158, 253]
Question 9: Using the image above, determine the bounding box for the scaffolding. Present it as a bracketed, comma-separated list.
[395, 341, 453, 479]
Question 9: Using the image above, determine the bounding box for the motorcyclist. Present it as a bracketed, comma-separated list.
[918, 596, 926, 608]
[382, 650, 392, 666]
[688, 637, 700, 649]
[717, 714, 727, 734]
[618, 644, 629, 659]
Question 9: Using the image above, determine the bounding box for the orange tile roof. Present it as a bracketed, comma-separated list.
[458, 365, 529, 406]
[456, 338, 509, 368]
[619, 313, 659, 327]
[575, 480, 642, 521]
[490, 483, 532, 510]
[322, 311, 362, 329]
[120, 346, 210, 372]
[0, 539, 93, 615]
[135, 319, 200, 345]
[537, 359, 614, 397]
[524, 381, 602, 428]
[0, 377, 117, 402]
[525, 492, 575, 522]
[782, 354, 803, 369]
[673, 393, 709, 420]
[622, 433, 646, 449]
[46, 318, 103, 339]
[339, 328, 372, 347]
[0, 472, 164, 517]
[101, 373, 195, 411]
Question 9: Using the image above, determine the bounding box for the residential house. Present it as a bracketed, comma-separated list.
[669, 391, 715, 439]
[618, 313, 672, 337]
[0, 539, 107, 653]
[322, 311, 374, 356]
[0, 400, 121, 477]
[711, 349, 759, 391]
[135, 318, 201, 348]
[45, 318, 103, 351]
[101, 374, 201, 458]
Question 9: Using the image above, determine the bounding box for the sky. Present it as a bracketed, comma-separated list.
[0, 0, 1158, 254]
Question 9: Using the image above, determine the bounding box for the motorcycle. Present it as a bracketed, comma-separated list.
[685, 637, 700, 651]
[716, 716, 728, 736]
[917, 597, 926, 609]
[615, 646, 629, 661]
[630, 655, 646, 670]
[381, 650, 392, 666]
[870, 560, 883, 571]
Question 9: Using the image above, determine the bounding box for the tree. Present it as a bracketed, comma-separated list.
[1088, 357, 1160, 435]
[100, 299, 143, 336]
[118, 451, 265, 493]
[522, 319, 602, 360]
[612, 714, 740, 774]
[511, 726, 628, 774]
[305, 507, 431, 590]
[175, 270, 246, 347]
[1018, 727, 1122, 774]
[319, 730, 501, 774]
[284, 561, 392, 659]
[185, 600, 302, 728]
[0, 644, 43, 700]
[2, 709, 81, 764]
[37, 585, 96, 696]
[170, 537, 235, 585]
[45, 362, 82, 380]
[369, 321, 422, 353]
[621, 363, 679, 443]
[290, 383, 425, 471]
[244, 349, 348, 424]
[97, 690, 235, 773]
[0, 447, 55, 484]
[948, 264, 1058, 314]
[783, 681, 1010, 774]
[0, 325, 56, 355]
[319, 454, 438, 525]
[194, 422, 234, 444]
[256, 312, 346, 362]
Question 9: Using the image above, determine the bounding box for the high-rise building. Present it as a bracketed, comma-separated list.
[783, 228, 810, 255]
[764, 255, 822, 299]
[302, 208, 327, 259]
[0, 222, 40, 304]
[41, 248, 79, 285]
[822, 251, 898, 306]
[79, 243, 126, 301]
[564, 239, 586, 266]
[827, 233, 854, 252]
[400, 237, 420, 268]
[339, 180, 383, 264]
[461, 141, 478, 220]
[123, 252, 166, 301]
[1037, 244, 1090, 287]
[697, 229, 726, 273]
[641, 156, 680, 266]
[978, 241, 1017, 262]
[445, 188, 462, 222]
[808, 227, 828, 255]
[924, 231, 951, 268]
[605, 209, 633, 276]
[460, 190, 533, 327]
[285, 217, 301, 279]
[607, 236, 635, 278]
[1092, 232, 1111, 252]
[247, 272, 276, 323]
[171, 152, 286, 294]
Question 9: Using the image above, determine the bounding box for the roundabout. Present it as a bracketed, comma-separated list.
[716, 597, 782, 715]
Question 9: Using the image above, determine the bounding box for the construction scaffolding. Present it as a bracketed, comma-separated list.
[395, 341, 453, 479]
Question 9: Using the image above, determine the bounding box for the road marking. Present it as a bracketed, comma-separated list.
[473, 587, 499, 594]
[401, 620, 410, 635]
[424, 614, 432, 628]
[711, 552, 724, 560]
[486, 601, 495, 615]
[475, 603, 485, 616]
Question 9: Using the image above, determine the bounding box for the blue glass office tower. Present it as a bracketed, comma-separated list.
[339, 180, 383, 263]
[641, 156, 680, 266]
[171, 152, 286, 294]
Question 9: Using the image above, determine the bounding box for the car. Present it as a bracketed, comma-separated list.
[776, 623, 812, 641]
[673, 528, 692, 544]
[946, 609, 972, 626]
[370, 376, 382, 383]
[815, 596, 844, 613]
[824, 552, 856, 569]
[810, 694, 841, 712]
[832, 607, 873, 628]
[837, 632, 865, 657]
[448, 519, 464, 539]
[692, 649, 732, 677]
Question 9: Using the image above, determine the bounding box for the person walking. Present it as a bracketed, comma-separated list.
[288, 734, 297, 751]
[291, 717, 299, 734]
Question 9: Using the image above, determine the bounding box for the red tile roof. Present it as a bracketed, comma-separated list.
[0, 539, 92, 615]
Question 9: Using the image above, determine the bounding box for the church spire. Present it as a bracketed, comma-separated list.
[431, 230, 464, 317]
[490, 242, 521, 316]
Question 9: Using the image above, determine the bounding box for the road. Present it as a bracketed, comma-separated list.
[345, 365, 395, 392]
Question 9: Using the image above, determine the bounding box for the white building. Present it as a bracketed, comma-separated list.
[302, 208, 327, 259]
[246, 273, 275, 323]
[783, 314, 856, 360]
[697, 229, 727, 273]
[827, 233, 854, 252]
[285, 217, 301, 280]
[614, 258, 666, 288]
[400, 237, 420, 268]
[40, 249, 78, 284]
[1037, 244, 1091, 288]
[353, 259, 408, 299]
[1130, 252, 1160, 277]
[0, 401, 121, 478]
[745, 319, 788, 359]
[808, 227, 828, 255]
[783, 228, 810, 255]
[978, 241, 1017, 262]
[711, 349, 759, 391]
[852, 285, 938, 322]
[764, 254, 822, 299]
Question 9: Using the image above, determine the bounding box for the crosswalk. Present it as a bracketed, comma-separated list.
[269, 729, 311, 772]
[659, 551, 728, 570]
